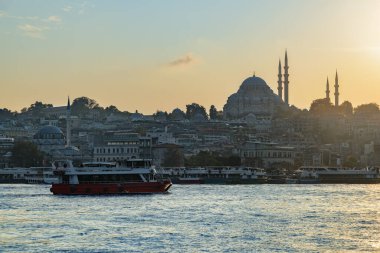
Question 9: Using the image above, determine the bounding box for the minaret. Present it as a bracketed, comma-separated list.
[325, 77, 330, 102]
[283, 50, 289, 105]
[334, 70, 339, 107]
[66, 96, 71, 147]
[277, 59, 283, 100]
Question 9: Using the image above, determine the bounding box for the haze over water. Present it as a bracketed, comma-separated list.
[1, 184, 379, 252]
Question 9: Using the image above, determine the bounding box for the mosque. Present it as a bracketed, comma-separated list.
[33, 98, 81, 160]
[223, 51, 341, 121]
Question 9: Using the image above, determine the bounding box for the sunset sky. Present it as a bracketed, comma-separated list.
[1, 0, 380, 114]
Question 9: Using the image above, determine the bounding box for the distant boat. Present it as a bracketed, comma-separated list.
[296, 166, 380, 184]
[159, 166, 267, 184]
[24, 167, 59, 184]
[50, 159, 172, 195]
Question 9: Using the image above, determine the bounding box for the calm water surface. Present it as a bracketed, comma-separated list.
[1, 184, 379, 252]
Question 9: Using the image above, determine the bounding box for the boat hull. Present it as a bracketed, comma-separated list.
[50, 180, 172, 195]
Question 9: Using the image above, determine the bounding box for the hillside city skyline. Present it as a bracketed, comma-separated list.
[2, 2, 380, 252]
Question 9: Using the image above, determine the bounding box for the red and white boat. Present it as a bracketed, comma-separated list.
[50, 159, 172, 195]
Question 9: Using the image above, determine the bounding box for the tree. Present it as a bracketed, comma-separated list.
[11, 141, 44, 167]
[309, 98, 334, 114]
[0, 108, 15, 120]
[209, 105, 218, 120]
[105, 105, 121, 114]
[339, 101, 353, 116]
[162, 147, 183, 167]
[153, 111, 168, 121]
[354, 103, 380, 117]
[168, 108, 186, 121]
[185, 151, 220, 166]
[71, 97, 100, 116]
[220, 155, 241, 166]
[24, 101, 53, 117]
[186, 103, 208, 120]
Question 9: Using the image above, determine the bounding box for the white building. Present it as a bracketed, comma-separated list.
[93, 132, 151, 162]
[239, 141, 295, 168]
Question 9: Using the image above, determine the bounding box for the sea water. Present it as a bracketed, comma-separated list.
[1, 184, 379, 252]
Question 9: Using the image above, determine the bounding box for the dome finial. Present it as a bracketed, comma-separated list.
[252, 71, 255, 77]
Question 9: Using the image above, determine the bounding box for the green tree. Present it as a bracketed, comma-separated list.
[71, 97, 100, 116]
[186, 103, 208, 120]
[339, 101, 353, 116]
[162, 148, 183, 167]
[24, 101, 53, 117]
[105, 105, 121, 114]
[309, 98, 334, 114]
[153, 110, 168, 121]
[185, 151, 239, 166]
[11, 141, 44, 167]
[0, 108, 16, 120]
[209, 105, 218, 120]
[220, 155, 241, 166]
[354, 103, 380, 117]
[168, 108, 186, 121]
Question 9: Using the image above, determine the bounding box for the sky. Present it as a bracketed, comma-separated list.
[1, 0, 380, 114]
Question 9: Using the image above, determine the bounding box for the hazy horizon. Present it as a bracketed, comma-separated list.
[2, 0, 380, 114]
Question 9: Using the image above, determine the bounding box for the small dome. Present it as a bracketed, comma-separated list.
[34, 126, 64, 140]
[238, 76, 269, 93]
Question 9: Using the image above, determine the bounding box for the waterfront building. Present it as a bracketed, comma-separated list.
[146, 128, 176, 145]
[93, 132, 152, 162]
[239, 141, 295, 168]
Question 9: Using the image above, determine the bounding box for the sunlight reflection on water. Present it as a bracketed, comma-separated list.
[1, 184, 379, 252]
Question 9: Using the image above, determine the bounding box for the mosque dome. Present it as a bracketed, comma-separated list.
[33, 126, 65, 141]
[238, 76, 269, 93]
[223, 75, 285, 120]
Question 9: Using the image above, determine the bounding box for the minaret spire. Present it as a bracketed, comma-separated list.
[277, 59, 283, 100]
[66, 96, 71, 147]
[283, 50, 289, 105]
[334, 70, 339, 107]
[326, 77, 330, 102]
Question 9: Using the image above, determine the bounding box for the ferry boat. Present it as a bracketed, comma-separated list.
[50, 159, 172, 195]
[25, 167, 59, 184]
[296, 166, 380, 184]
[159, 166, 267, 184]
